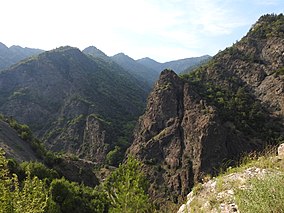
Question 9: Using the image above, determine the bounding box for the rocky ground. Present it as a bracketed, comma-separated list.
[178, 144, 284, 213]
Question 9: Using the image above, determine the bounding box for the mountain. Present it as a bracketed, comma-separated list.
[0, 118, 39, 162]
[127, 14, 284, 207]
[83, 46, 210, 87]
[111, 53, 160, 87]
[0, 115, 99, 187]
[137, 55, 211, 74]
[136, 57, 162, 71]
[0, 42, 43, 70]
[0, 46, 148, 164]
[83, 46, 110, 61]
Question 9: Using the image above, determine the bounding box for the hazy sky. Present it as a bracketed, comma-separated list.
[1, 0, 283, 62]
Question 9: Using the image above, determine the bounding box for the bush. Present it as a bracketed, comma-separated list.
[49, 178, 108, 213]
[20, 162, 59, 183]
[0, 149, 48, 213]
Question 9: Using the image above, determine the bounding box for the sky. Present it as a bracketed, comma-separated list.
[0, 0, 283, 62]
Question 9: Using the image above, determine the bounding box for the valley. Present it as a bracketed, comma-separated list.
[0, 13, 283, 213]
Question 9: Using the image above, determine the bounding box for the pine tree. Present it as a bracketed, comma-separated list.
[104, 156, 152, 213]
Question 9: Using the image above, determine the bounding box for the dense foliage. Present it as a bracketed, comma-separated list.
[0, 149, 48, 213]
[0, 147, 153, 212]
[104, 156, 152, 212]
[180, 71, 271, 138]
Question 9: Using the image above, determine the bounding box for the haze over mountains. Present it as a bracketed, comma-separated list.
[0, 13, 283, 212]
[0, 42, 210, 166]
[0, 42, 44, 70]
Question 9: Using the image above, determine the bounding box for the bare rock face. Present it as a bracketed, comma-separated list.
[278, 143, 284, 158]
[78, 115, 108, 162]
[127, 14, 284, 206]
[128, 70, 251, 203]
[53, 156, 99, 187]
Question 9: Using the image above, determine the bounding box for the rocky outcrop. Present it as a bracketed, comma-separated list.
[127, 14, 284, 206]
[278, 143, 284, 158]
[177, 144, 284, 213]
[53, 156, 99, 187]
[128, 70, 253, 204]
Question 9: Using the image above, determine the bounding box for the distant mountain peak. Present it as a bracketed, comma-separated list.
[83, 46, 108, 59]
[0, 42, 8, 50]
[137, 55, 211, 73]
[0, 42, 44, 70]
[137, 57, 160, 63]
[113, 52, 130, 58]
[52, 46, 80, 52]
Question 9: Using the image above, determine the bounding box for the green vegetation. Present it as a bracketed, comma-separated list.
[48, 178, 108, 213]
[104, 156, 152, 212]
[20, 162, 59, 183]
[0, 115, 61, 166]
[0, 149, 48, 213]
[180, 71, 270, 138]
[273, 67, 284, 76]
[187, 146, 284, 212]
[106, 120, 136, 166]
[0, 45, 149, 169]
[248, 13, 284, 39]
[0, 147, 154, 213]
[236, 173, 284, 213]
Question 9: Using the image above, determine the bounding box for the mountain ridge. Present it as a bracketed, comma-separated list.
[0, 43, 44, 70]
[0, 46, 148, 164]
[111, 52, 160, 87]
[137, 55, 211, 74]
[126, 13, 284, 208]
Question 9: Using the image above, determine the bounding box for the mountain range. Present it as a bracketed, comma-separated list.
[137, 55, 211, 73]
[0, 46, 151, 164]
[0, 42, 44, 70]
[0, 13, 283, 212]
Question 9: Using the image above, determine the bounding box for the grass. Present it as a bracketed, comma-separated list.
[235, 173, 284, 213]
[183, 145, 284, 212]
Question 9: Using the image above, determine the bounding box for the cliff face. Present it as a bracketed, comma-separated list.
[127, 14, 284, 205]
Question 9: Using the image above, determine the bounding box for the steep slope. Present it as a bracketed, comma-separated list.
[0, 42, 43, 70]
[83, 47, 153, 92]
[0, 46, 148, 164]
[178, 144, 284, 212]
[137, 55, 211, 74]
[112, 53, 160, 87]
[0, 115, 99, 187]
[127, 14, 284, 206]
[0, 119, 38, 162]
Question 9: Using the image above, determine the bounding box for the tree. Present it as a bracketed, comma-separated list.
[49, 178, 108, 213]
[0, 149, 48, 213]
[104, 156, 152, 213]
